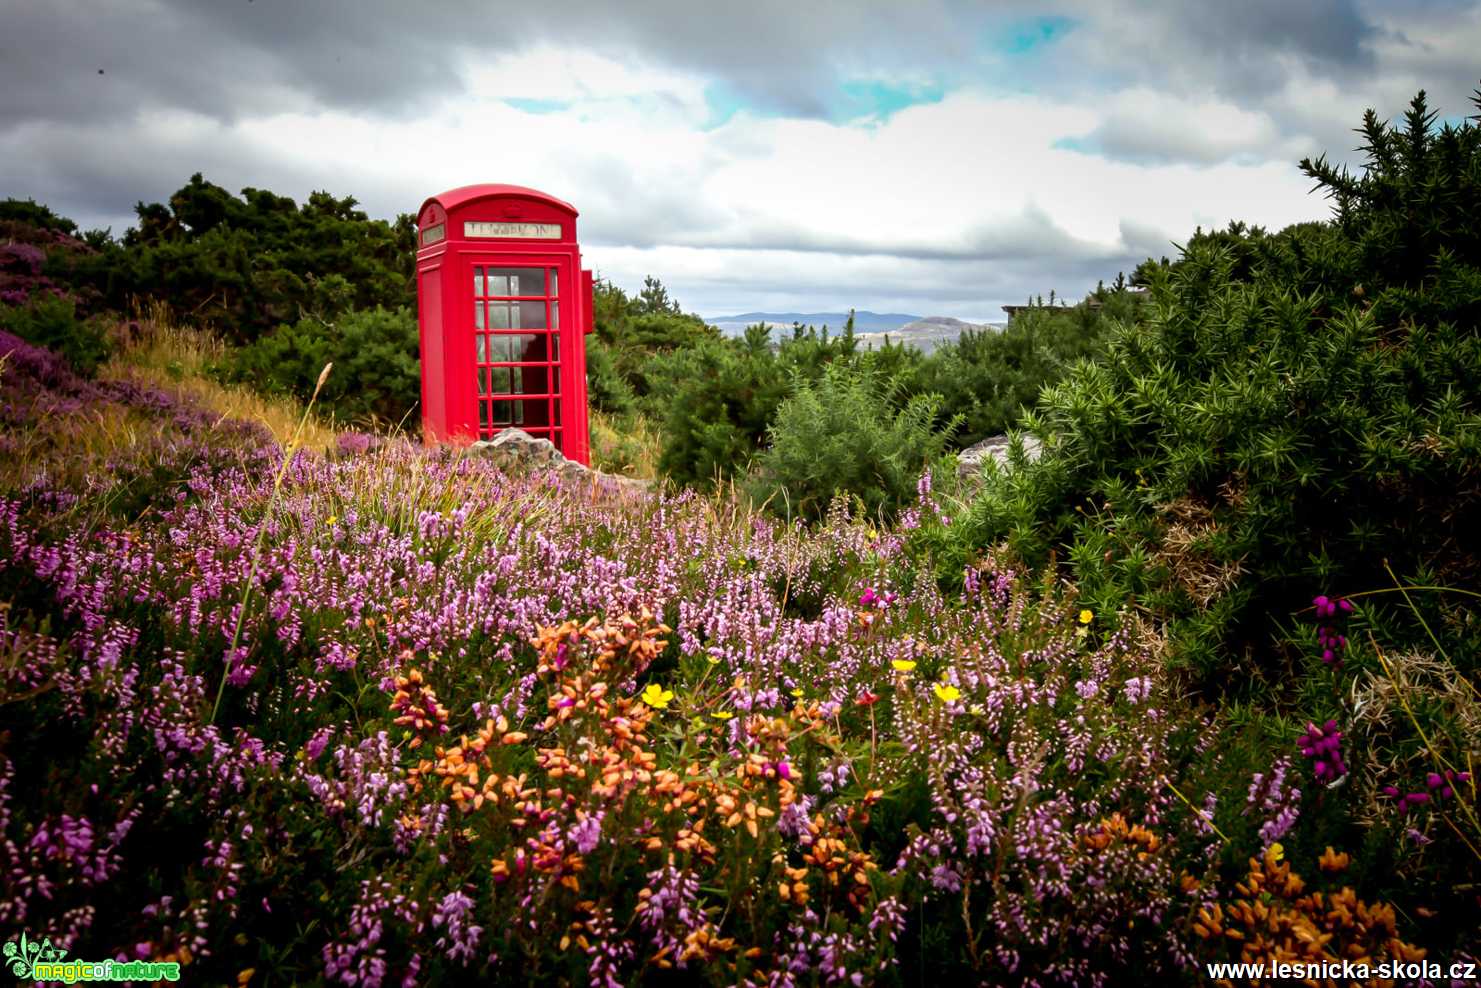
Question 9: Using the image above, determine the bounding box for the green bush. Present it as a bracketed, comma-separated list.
[55, 175, 417, 345]
[0, 294, 113, 375]
[228, 305, 421, 428]
[583, 337, 636, 416]
[911, 291, 1133, 449]
[650, 328, 787, 488]
[750, 362, 961, 522]
[588, 276, 721, 401]
[944, 88, 1481, 688]
[650, 324, 867, 489]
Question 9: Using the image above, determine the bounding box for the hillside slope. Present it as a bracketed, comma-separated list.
[0, 327, 1457, 983]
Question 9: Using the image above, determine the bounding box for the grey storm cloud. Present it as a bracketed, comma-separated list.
[1137, 0, 1378, 91]
[669, 244, 1152, 318]
[2, 0, 1477, 315]
[1044, 0, 1480, 166]
[0, 2, 459, 129]
[3, 0, 1437, 133]
[658, 205, 1131, 265]
[0, 0, 984, 130]
[4, 0, 1470, 162]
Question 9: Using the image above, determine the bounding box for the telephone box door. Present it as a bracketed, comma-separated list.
[463, 255, 576, 451]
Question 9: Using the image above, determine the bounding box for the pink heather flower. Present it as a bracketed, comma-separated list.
[569, 812, 604, 855]
[305, 726, 334, 761]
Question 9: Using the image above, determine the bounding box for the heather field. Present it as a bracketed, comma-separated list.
[2, 314, 1476, 987]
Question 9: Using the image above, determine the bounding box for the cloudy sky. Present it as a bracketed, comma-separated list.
[3, 1, 1478, 320]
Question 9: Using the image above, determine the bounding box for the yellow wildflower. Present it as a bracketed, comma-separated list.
[891, 659, 917, 673]
[641, 683, 674, 710]
[1078, 609, 1094, 625]
[712, 710, 733, 721]
[789, 688, 804, 698]
[933, 683, 961, 703]
[326, 515, 338, 526]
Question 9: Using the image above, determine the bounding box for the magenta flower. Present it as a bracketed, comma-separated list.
[1311, 594, 1353, 666]
[1297, 719, 1347, 783]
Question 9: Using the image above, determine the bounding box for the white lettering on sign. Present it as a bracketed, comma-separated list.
[420, 223, 445, 245]
[464, 221, 562, 240]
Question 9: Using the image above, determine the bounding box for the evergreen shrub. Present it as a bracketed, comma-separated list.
[651, 324, 863, 491]
[0, 294, 113, 375]
[228, 305, 421, 428]
[751, 363, 961, 522]
[943, 89, 1481, 687]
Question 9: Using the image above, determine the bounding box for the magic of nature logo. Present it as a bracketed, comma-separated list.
[4, 931, 182, 983]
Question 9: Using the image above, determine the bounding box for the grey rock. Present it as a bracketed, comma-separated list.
[468, 429, 653, 493]
[957, 433, 1042, 481]
[483, 428, 559, 465]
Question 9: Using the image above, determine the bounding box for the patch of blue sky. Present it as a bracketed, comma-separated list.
[699, 84, 801, 130]
[504, 98, 571, 114]
[699, 78, 947, 129]
[701, 84, 750, 130]
[993, 14, 1076, 54]
[1052, 135, 1095, 155]
[829, 79, 946, 123]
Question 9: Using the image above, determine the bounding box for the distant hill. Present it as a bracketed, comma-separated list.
[706, 311, 923, 335]
[705, 312, 1001, 354]
[896, 316, 993, 334]
[856, 316, 1001, 355]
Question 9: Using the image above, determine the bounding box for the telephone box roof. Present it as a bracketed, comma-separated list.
[421, 184, 578, 217]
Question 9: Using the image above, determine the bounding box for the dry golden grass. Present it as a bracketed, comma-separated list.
[102, 307, 338, 452]
[1151, 496, 1245, 610]
[102, 304, 662, 469]
[1349, 648, 1481, 846]
[588, 408, 661, 480]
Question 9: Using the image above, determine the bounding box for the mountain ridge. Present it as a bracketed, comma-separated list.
[705, 310, 924, 333]
[706, 311, 1002, 353]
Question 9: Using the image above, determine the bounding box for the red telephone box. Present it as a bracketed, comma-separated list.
[415, 184, 596, 465]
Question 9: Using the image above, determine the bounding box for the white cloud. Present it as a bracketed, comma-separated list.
[4, 55, 1340, 316]
[1065, 87, 1315, 164]
[23, 0, 1481, 319]
[457, 46, 709, 115]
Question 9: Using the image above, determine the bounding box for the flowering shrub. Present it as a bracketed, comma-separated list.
[1312, 594, 1352, 666]
[1297, 720, 1348, 785]
[944, 90, 1481, 689]
[1194, 844, 1429, 984]
[1, 336, 1473, 982]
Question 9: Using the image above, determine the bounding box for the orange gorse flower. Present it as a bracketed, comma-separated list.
[398, 609, 886, 974]
[389, 663, 450, 747]
[1082, 812, 1162, 859]
[1194, 844, 1425, 985]
[1318, 845, 1352, 873]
